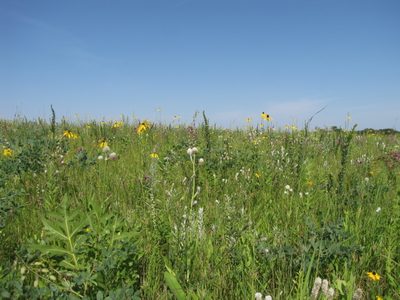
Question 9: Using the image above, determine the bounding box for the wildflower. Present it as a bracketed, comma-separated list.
[376, 296, 383, 300]
[352, 288, 363, 300]
[63, 130, 78, 139]
[261, 112, 271, 121]
[108, 152, 118, 160]
[265, 296, 272, 300]
[97, 155, 104, 160]
[255, 172, 261, 178]
[112, 121, 123, 129]
[284, 184, 293, 194]
[367, 271, 381, 281]
[2, 148, 13, 157]
[192, 147, 198, 154]
[376, 207, 381, 213]
[102, 145, 111, 153]
[327, 288, 335, 300]
[255, 292, 263, 300]
[187, 148, 193, 156]
[198, 158, 205, 165]
[311, 277, 322, 299]
[150, 152, 159, 159]
[99, 140, 108, 148]
[137, 120, 150, 134]
[321, 279, 329, 295]
[306, 180, 314, 187]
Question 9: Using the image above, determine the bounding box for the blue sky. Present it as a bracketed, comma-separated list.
[1, 0, 399, 129]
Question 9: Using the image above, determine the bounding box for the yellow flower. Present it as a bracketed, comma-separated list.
[367, 271, 381, 281]
[3, 148, 13, 157]
[112, 121, 123, 129]
[255, 172, 261, 178]
[150, 152, 159, 159]
[306, 180, 314, 188]
[376, 296, 383, 300]
[99, 140, 108, 148]
[63, 130, 78, 139]
[261, 112, 271, 121]
[136, 121, 150, 135]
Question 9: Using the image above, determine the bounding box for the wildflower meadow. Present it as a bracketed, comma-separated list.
[0, 111, 399, 299]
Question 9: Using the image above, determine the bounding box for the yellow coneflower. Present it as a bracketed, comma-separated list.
[3, 148, 13, 157]
[98, 139, 108, 148]
[112, 121, 123, 129]
[63, 130, 78, 139]
[367, 271, 381, 281]
[136, 120, 150, 135]
[261, 112, 271, 121]
[150, 152, 159, 159]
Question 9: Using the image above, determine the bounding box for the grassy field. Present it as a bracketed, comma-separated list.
[0, 113, 399, 299]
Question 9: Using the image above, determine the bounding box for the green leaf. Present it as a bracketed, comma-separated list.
[42, 219, 68, 240]
[30, 244, 71, 256]
[164, 271, 186, 300]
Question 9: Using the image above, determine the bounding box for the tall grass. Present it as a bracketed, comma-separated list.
[0, 116, 399, 299]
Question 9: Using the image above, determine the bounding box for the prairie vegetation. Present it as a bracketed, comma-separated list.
[0, 114, 399, 299]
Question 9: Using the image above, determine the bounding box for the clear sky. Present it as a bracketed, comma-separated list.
[1, 0, 399, 129]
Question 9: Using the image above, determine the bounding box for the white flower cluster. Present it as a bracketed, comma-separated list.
[311, 277, 334, 300]
[98, 145, 118, 161]
[255, 292, 272, 300]
[284, 184, 293, 195]
[187, 147, 204, 165]
[187, 147, 198, 156]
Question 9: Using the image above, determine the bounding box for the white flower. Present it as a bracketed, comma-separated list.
[255, 292, 263, 300]
[198, 158, 205, 165]
[109, 152, 118, 160]
[321, 279, 329, 295]
[187, 148, 193, 156]
[376, 207, 381, 213]
[352, 288, 363, 300]
[364, 177, 370, 183]
[327, 287, 335, 300]
[311, 277, 322, 299]
[192, 147, 198, 154]
[102, 145, 111, 153]
[265, 296, 272, 300]
[97, 155, 104, 160]
[284, 185, 293, 192]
